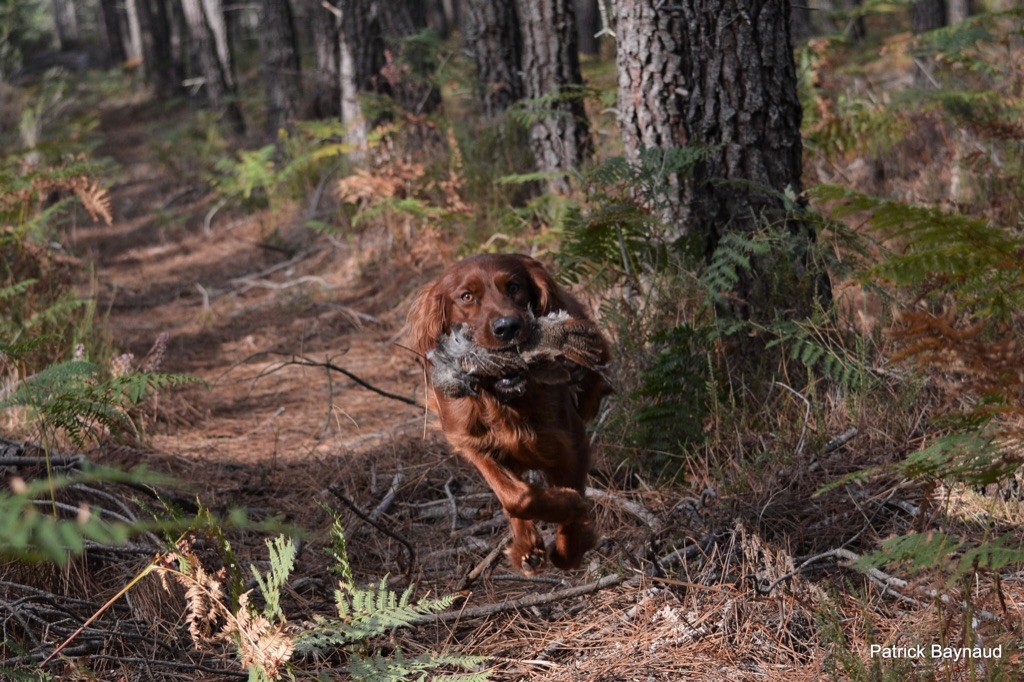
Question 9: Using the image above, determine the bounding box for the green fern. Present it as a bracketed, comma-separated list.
[297, 579, 459, 651]
[0, 464, 173, 564]
[0, 359, 199, 446]
[347, 650, 490, 682]
[814, 184, 1024, 320]
[212, 145, 279, 209]
[251, 535, 298, 621]
[294, 514, 488, 681]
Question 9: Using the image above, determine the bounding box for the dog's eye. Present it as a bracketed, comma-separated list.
[507, 282, 520, 295]
[460, 291, 474, 303]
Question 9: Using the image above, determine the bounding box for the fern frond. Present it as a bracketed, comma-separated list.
[251, 535, 298, 621]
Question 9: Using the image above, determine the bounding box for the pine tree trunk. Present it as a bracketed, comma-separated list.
[462, 0, 524, 116]
[258, 0, 303, 137]
[425, 0, 451, 37]
[790, 1, 815, 43]
[910, 0, 946, 31]
[337, 0, 384, 153]
[679, 0, 823, 320]
[181, 0, 245, 131]
[947, 0, 971, 24]
[140, 0, 179, 97]
[52, 0, 79, 50]
[614, 0, 688, 228]
[515, 0, 593, 193]
[614, 0, 686, 160]
[312, 1, 341, 118]
[575, 0, 601, 55]
[125, 0, 144, 62]
[98, 0, 127, 64]
[911, 0, 945, 85]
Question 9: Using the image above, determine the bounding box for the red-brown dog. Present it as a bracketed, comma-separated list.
[408, 253, 611, 573]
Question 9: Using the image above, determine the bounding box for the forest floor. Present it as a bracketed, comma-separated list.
[54, 94, 1022, 681]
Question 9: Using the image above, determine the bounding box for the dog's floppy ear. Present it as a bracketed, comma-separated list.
[407, 280, 448, 356]
[519, 255, 585, 317]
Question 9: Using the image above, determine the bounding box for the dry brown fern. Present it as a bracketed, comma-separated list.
[70, 177, 113, 225]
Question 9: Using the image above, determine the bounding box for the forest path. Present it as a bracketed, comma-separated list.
[77, 98, 440, 526]
[71, 97, 695, 681]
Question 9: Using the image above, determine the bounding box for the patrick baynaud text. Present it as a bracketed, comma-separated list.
[870, 643, 1002, 661]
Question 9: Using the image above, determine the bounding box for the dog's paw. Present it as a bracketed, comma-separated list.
[549, 520, 600, 571]
[507, 537, 547, 576]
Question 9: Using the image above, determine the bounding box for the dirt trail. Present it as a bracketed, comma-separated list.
[81, 102, 438, 518]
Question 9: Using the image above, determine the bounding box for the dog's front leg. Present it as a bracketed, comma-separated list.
[459, 449, 587, 574]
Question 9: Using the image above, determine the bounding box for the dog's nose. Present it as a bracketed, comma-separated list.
[492, 316, 522, 342]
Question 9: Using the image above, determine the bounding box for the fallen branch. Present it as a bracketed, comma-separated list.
[457, 534, 508, 590]
[755, 547, 1001, 622]
[416, 573, 628, 626]
[586, 487, 660, 531]
[369, 472, 404, 522]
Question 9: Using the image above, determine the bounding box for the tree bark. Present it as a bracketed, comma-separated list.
[52, 0, 79, 50]
[679, 0, 824, 320]
[312, 0, 341, 118]
[130, 0, 178, 96]
[515, 0, 593, 193]
[614, 0, 688, 227]
[947, 0, 971, 24]
[258, 0, 303, 137]
[462, 0, 524, 116]
[615, 0, 686, 163]
[910, 0, 946, 32]
[425, 0, 451, 37]
[98, 0, 127, 64]
[125, 0, 144, 63]
[181, 0, 245, 131]
[575, 0, 601, 55]
[337, 0, 384, 152]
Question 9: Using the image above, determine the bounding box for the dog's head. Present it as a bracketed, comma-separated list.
[408, 253, 573, 357]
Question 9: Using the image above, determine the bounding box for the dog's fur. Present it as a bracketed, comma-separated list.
[408, 253, 612, 573]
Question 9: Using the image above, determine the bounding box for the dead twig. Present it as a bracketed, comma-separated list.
[259, 353, 420, 407]
[457, 534, 508, 590]
[329, 486, 415, 580]
[369, 472, 404, 522]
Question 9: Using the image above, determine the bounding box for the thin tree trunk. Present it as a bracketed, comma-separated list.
[52, 0, 79, 50]
[462, 0, 524, 116]
[98, 0, 128, 64]
[614, 0, 688, 228]
[337, 0, 384, 154]
[575, 0, 601, 55]
[679, 0, 822, 319]
[169, 0, 188, 85]
[312, 0, 341, 118]
[515, 0, 593, 193]
[139, 0, 178, 97]
[911, 0, 946, 86]
[947, 0, 971, 24]
[181, 0, 245, 131]
[426, 0, 450, 37]
[125, 0, 144, 63]
[258, 0, 303, 136]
